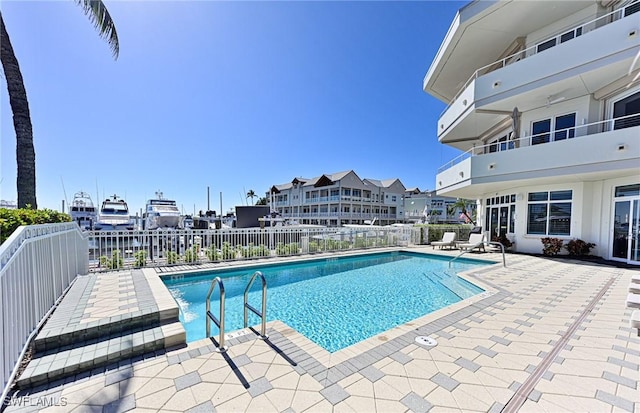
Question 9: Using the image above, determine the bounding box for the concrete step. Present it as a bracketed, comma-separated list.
[33, 305, 179, 353]
[17, 322, 185, 388]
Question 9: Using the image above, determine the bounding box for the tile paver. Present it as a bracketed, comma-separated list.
[3, 249, 639, 412]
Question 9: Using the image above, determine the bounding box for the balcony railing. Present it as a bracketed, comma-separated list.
[441, 1, 639, 116]
[437, 113, 640, 173]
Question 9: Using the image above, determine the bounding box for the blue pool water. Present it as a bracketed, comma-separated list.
[162, 252, 487, 352]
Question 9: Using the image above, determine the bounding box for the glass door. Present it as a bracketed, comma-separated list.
[612, 189, 640, 264]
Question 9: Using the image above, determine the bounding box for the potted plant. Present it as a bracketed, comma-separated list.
[541, 237, 563, 256]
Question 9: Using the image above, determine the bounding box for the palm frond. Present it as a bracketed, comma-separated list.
[76, 0, 119, 59]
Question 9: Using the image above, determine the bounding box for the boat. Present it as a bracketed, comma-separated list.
[69, 191, 97, 230]
[181, 215, 194, 229]
[94, 194, 135, 231]
[142, 191, 181, 230]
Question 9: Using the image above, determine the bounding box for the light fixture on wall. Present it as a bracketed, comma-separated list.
[546, 95, 566, 107]
[488, 163, 496, 170]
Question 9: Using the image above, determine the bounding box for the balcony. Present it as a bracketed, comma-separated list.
[437, 2, 640, 145]
[436, 115, 640, 198]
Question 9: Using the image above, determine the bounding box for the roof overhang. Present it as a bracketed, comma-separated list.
[423, 0, 597, 103]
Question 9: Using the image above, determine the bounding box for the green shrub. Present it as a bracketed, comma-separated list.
[275, 242, 300, 256]
[206, 246, 219, 261]
[166, 251, 179, 265]
[308, 241, 320, 253]
[253, 244, 270, 257]
[184, 246, 198, 263]
[354, 237, 374, 248]
[491, 234, 513, 248]
[288, 242, 299, 254]
[275, 242, 287, 256]
[221, 242, 236, 260]
[134, 250, 147, 267]
[1, 207, 71, 244]
[565, 239, 595, 256]
[239, 243, 253, 258]
[100, 250, 123, 269]
[541, 237, 563, 256]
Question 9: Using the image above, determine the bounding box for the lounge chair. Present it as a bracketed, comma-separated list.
[630, 284, 640, 294]
[632, 273, 640, 284]
[627, 293, 640, 309]
[457, 233, 485, 252]
[630, 310, 640, 334]
[431, 232, 457, 249]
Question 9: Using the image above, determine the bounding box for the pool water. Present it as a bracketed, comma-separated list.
[162, 252, 487, 352]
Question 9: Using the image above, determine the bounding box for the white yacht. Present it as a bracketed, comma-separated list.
[143, 191, 181, 230]
[94, 195, 134, 231]
[69, 191, 97, 231]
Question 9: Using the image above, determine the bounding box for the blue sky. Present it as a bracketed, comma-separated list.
[1, 0, 465, 216]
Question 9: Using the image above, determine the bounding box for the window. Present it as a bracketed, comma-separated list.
[486, 134, 514, 153]
[391, 196, 397, 202]
[613, 91, 640, 130]
[554, 113, 576, 140]
[527, 190, 572, 235]
[532, 119, 551, 145]
[624, 1, 640, 17]
[536, 38, 556, 53]
[615, 184, 640, 197]
[531, 113, 576, 145]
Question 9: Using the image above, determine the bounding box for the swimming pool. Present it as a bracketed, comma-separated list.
[162, 252, 487, 352]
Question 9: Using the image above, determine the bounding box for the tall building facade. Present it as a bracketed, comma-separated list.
[424, 0, 640, 263]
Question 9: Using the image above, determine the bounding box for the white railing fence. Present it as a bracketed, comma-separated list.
[0, 223, 88, 398]
[87, 226, 416, 271]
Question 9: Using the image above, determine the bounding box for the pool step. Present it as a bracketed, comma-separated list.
[15, 269, 187, 389]
[16, 322, 185, 388]
[33, 305, 179, 353]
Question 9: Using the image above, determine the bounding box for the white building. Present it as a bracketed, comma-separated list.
[403, 188, 477, 224]
[268, 170, 406, 226]
[424, 0, 640, 264]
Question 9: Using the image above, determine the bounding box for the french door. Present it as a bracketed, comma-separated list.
[612, 185, 640, 264]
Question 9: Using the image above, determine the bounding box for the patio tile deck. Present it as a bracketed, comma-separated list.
[3, 248, 639, 412]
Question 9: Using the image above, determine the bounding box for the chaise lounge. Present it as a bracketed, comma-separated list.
[431, 232, 457, 250]
[457, 233, 485, 252]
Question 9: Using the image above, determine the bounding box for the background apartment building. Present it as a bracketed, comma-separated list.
[268, 170, 406, 226]
[403, 189, 477, 224]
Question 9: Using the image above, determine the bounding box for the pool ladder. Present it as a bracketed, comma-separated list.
[205, 271, 268, 352]
[205, 277, 228, 352]
[244, 271, 268, 339]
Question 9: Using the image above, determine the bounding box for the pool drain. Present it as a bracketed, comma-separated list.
[415, 336, 438, 347]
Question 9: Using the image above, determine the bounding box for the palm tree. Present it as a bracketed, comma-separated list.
[1, 1, 119, 208]
[447, 198, 476, 225]
[255, 197, 267, 206]
[246, 190, 256, 205]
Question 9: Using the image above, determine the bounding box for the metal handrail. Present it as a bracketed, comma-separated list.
[244, 271, 268, 339]
[205, 277, 227, 352]
[449, 241, 506, 268]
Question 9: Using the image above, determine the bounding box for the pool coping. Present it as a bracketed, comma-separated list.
[162, 250, 502, 364]
[160, 254, 507, 382]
